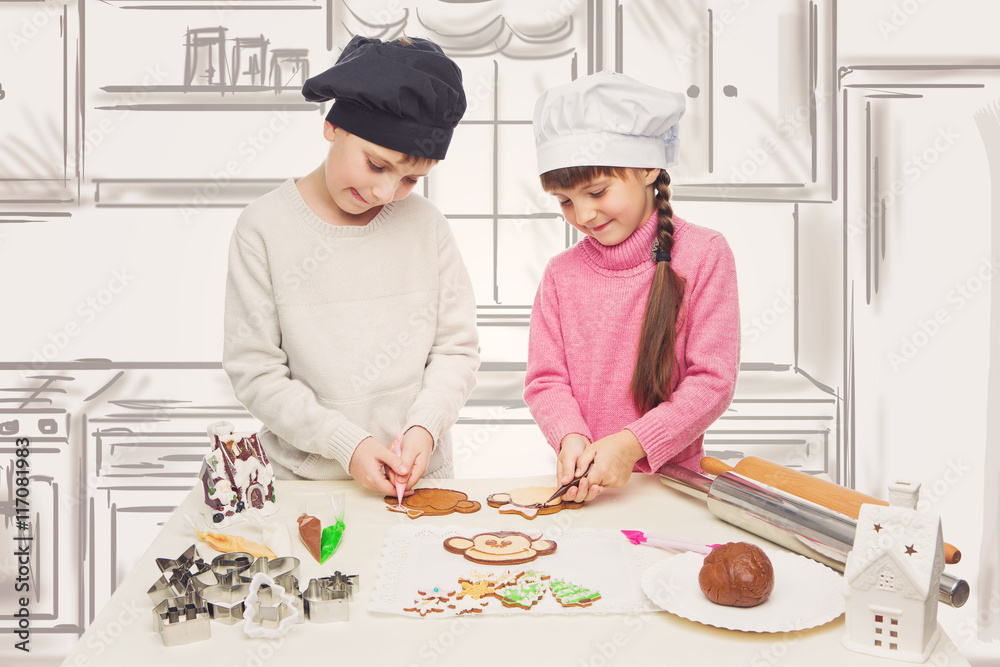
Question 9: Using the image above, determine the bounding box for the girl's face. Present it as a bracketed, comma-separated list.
[322, 123, 434, 224]
[547, 168, 659, 246]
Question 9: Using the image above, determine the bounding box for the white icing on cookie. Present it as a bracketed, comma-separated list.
[499, 503, 539, 518]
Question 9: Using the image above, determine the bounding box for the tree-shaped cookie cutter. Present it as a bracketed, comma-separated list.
[153, 591, 211, 646]
[243, 572, 299, 639]
[302, 571, 359, 623]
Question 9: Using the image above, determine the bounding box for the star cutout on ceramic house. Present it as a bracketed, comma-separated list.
[873, 524, 883, 532]
[904, 544, 918, 556]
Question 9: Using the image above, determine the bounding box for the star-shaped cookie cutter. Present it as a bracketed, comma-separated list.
[147, 545, 216, 605]
[153, 591, 211, 646]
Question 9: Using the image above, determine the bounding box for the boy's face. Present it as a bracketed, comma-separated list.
[546, 168, 659, 246]
[322, 123, 435, 221]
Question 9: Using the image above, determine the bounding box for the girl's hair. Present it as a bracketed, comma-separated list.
[540, 166, 686, 413]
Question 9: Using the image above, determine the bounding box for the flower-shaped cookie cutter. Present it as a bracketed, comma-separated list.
[242, 572, 299, 639]
[240, 555, 300, 592]
[153, 591, 211, 646]
[147, 545, 215, 605]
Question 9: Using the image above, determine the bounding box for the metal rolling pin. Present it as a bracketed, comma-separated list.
[659, 464, 969, 608]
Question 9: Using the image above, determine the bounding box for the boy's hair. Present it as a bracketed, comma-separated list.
[540, 166, 686, 414]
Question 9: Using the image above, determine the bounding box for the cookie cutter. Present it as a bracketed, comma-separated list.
[211, 552, 254, 587]
[153, 591, 211, 647]
[318, 571, 359, 600]
[147, 545, 216, 605]
[240, 555, 300, 592]
[243, 572, 299, 639]
[302, 578, 350, 623]
[190, 551, 254, 624]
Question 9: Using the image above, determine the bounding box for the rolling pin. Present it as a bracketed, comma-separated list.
[700, 456, 961, 565]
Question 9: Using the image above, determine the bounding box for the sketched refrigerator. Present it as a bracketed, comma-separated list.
[841, 69, 993, 552]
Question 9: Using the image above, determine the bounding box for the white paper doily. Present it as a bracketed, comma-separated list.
[641, 550, 845, 633]
[370, 524, 666, 617]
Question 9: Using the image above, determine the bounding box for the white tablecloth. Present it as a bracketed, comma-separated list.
[61, 475, 971, 667]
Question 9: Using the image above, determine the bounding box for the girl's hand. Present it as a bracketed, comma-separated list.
[571, 430, 646, 502]
[395, 426, 434, 490]
[556, 433, 591, 503]
[349, 437, 409, 496]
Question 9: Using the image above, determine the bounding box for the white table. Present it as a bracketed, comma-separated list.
[61, 475, 971, 666]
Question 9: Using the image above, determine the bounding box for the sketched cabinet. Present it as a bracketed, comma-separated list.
[842, 68, 995, 493]
[0, 1, 78, 209]
[615, 0, 835, 201]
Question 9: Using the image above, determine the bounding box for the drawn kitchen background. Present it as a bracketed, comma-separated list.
[1, 0, 998, 663]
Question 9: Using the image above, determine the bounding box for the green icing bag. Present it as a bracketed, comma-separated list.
[320, 519, 345, 564]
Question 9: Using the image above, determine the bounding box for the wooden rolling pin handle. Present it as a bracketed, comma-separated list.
[700, 457, 961, 565]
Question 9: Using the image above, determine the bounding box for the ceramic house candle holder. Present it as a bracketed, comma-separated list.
[842, 481, 945, 662]
[199, 421, 278, 528]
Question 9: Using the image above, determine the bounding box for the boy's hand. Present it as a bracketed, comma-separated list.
[566, 430, 646, 503]
[556, 433, 591, 503]
[349, 437, 409, 496]
[395, 426, 434, 490]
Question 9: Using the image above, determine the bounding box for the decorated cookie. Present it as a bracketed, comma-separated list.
[456, 578, 499, 600]
[417, 584, 456, 602]
[444, 531, 557, 566]
[550, 579, 601, 607]
[448, 596, 490, 615]
[384, 488, 482, 519]
[495, 573, 549, 610]
[465, 569, 522, 589]
[486, 487, 585, 519]
[404, 594, 449, 617]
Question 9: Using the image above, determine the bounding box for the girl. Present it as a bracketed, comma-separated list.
[524, 71, 740, 503]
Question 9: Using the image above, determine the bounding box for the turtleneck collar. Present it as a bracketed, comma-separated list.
[580, 209, 660, 273]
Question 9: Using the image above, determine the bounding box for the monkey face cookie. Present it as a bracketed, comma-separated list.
[385, 488, 482, 519]
[443, 531, 557, 565]
[486, 487, 584, 519]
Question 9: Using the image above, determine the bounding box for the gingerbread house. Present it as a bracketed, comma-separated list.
[199, 421, 277, 528]
[842, 481, 944, 662]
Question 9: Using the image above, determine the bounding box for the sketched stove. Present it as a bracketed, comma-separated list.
[0, 362, 253, 642]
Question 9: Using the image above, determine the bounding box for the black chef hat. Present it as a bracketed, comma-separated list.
[302, 35, 467, 160]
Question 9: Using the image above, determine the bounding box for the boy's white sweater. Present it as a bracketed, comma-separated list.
[223, 178, 480, 479]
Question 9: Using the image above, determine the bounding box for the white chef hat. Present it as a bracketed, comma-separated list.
[533, 70, 686, 175]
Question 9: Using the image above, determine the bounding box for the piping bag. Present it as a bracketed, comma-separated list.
[659, 464, 969, 608]
[297, 492, 346, 565]
[390, 433, 406, 508]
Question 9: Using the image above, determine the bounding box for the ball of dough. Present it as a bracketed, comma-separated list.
[698, 542, 774, 607]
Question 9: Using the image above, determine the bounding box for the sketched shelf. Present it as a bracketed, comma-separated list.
[92, 178, 285, 208]
[95, 85, 319, 111]
[97, 0, 323, 10]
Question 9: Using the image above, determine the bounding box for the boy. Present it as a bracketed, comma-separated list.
[223, 35, 479, 496]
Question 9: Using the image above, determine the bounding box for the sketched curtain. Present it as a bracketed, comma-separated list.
[975, 103, 1000, 641]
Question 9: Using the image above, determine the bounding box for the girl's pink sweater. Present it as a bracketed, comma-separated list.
[524, 211, 741, 473]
